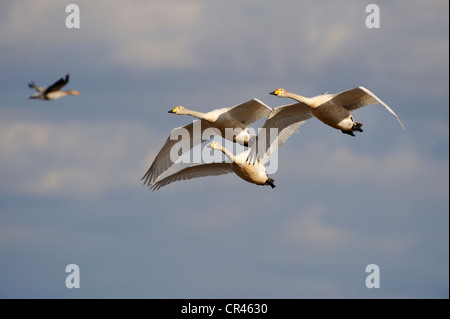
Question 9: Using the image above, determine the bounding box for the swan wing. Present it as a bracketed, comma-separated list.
[28, 82, 46, 93]
[225, 98, 273, 126]
[248, 102, 312, 163]
[149, 163, 234, 191]
[330, 87, 376, 110]
[332, 86, 405, 129]
[44, 74, 69, 94]
[141, 120, 213, 186]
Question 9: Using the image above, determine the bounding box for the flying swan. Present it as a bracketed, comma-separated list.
[28, 74, 79, 100]
[141, 98, 272, 186]
[149, 141, 275, 191]
[269, 86, 404, 136]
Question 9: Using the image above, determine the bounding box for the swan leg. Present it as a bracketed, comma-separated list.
[341, 130, 355, 137]
[341, 122, 363, 136]
[353, 122, 363, 132]
[266, 178, 276, 188]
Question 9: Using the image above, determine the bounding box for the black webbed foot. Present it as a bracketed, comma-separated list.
[353, 122, 363, 132]
[341, 130, 355, 137]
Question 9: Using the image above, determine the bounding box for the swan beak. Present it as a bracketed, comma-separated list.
[168, 110, 174, 113]
[269, 89, 280, 96]
[168, 107, 178, 114]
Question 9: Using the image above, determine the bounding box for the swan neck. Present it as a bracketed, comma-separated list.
[219, 145, 236, 163]
[184, 109, 210, 121]
[286, 92, 311, 105]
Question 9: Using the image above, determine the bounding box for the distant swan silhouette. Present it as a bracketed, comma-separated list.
[28, 74, 79, 100]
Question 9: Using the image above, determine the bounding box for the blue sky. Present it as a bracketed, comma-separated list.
[0, 0, 448, 298]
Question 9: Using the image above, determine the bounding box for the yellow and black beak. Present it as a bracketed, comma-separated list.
[269, 89, 280, 96]
[168, 107, 178, 113]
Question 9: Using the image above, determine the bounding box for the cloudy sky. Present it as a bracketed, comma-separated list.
[0, 0, 448, 298]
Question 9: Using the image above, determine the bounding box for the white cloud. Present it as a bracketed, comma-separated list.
[1, 0, 447, 86]
[0, 0, 203, 70]
[281, 204, 352, 249]
[87, 1, 203, 70]
[278, 137, 446, 192]
[0, 117, 160, 198]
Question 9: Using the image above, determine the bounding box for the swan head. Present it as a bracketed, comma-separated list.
[67, 90, 80, 96]
[168, 106, 186, 114]
[208, 141, 222, 150]
[269, 88, 287, 97]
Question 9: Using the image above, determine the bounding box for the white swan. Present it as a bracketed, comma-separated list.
[270, 86, 404, 136]
[29, 74, 79, 100]
[167, 98, 272, 145]
[149, 141, 275, 191]
[141, 98, 272, 186]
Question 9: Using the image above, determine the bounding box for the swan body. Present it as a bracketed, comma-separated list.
[142, 98, 272, 186]
[168, 99, 271, 145]
[212, 142, 273, 187]
[270, 86, 404, 136]
[169, 106, 251, 144]
[28, 74, 79, 100]
[149, 141, 275, 191]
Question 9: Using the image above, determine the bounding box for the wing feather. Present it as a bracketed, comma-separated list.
[225, 98, 273, 126]
[248, 102, 312, 163]
[141, 120, 213, 186]
[44, 74, 69, 94]
[150, 163, 234, 191]
[331, 87, 404, 129]
[28, 82, 46, 93]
